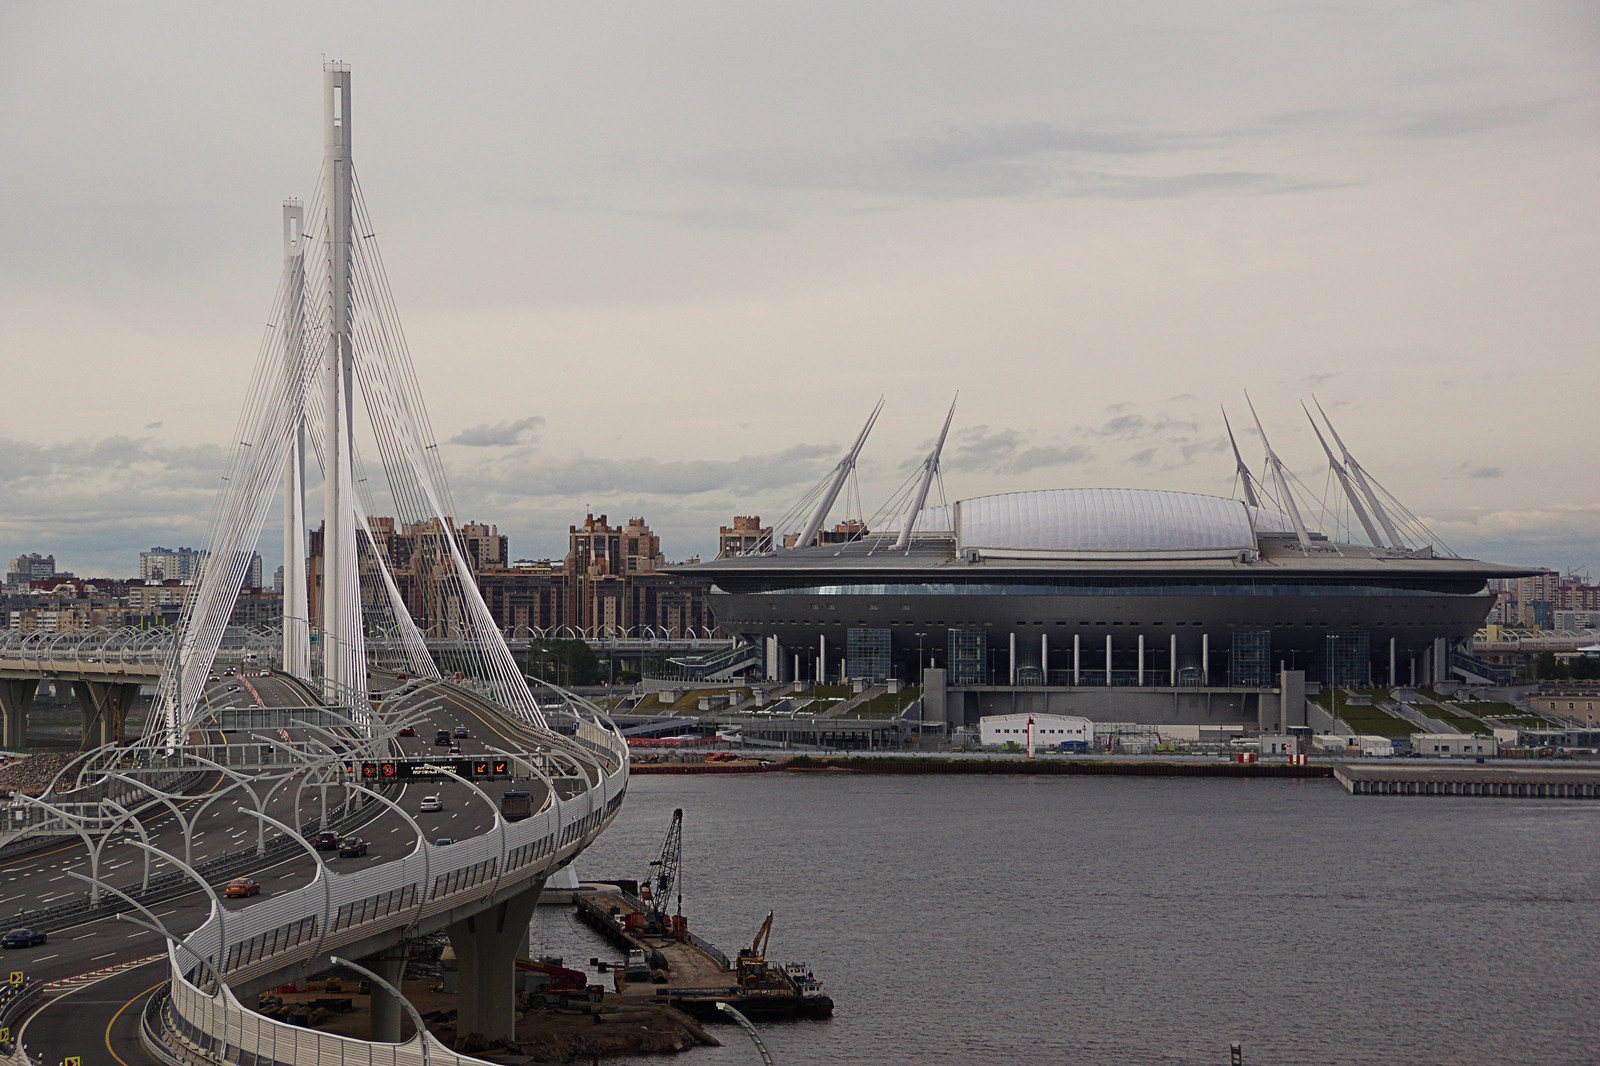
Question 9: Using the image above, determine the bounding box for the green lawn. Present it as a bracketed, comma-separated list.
[849, 686, 922, 719]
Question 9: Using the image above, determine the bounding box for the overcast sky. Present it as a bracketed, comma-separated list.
[2, 2, 1597, 578]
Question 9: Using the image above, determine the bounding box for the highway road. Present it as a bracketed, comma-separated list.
[8, 671, 553, 1066]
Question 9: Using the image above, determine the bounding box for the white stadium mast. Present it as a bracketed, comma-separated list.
[1314, 397, 1406, 550]
[894, 395, 957, 551]
[791, 399, 883, 551]
[1304, 402, 1384, 549]
[1246, 393, 1312, 550]
[1221, 406, 1260, 510]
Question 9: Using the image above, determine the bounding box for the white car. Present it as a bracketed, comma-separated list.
[419, 796, 442, 812]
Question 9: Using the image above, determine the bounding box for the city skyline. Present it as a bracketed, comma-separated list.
[2, 4, 1595, 575]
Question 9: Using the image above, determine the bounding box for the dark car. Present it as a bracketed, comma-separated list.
[337, 837, 369, 858]
[1, 928, 46, 948]
[397, 725, 416, 737]
[311, 831, 340, 851]
[453, 725, 470, 738]
[434, 730, 451, 746]
[433, 837, 454, 847]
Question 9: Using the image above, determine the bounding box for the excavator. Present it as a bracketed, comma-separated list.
[735, 911, 785, 989]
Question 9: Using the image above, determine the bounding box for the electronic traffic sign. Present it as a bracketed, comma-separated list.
[348, 758, 512, 780]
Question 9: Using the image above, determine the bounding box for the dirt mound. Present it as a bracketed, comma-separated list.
[0, 752, 81, 796]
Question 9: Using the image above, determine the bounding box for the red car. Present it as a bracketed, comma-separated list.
[224, 878, 261, 898]
[397, 725, 416, 737]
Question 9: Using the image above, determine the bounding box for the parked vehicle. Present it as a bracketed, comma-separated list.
[419, 795, 442, 812]
[338, 837, 369, 857]
[311, 831, 340, 851]
[224, 878, 261, 898]
[1, 928, 46, 948]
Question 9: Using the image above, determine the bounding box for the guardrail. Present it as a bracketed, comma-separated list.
[0, 788, 392, 935]
[153, 711, 629, 1066]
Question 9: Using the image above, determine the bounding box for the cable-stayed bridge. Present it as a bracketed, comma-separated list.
[3, 65, 627, 1066]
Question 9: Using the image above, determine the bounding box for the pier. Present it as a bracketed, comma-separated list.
[1335, 761, 1600, 798]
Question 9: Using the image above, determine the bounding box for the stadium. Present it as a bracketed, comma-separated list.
[685, 402, 1532, 731]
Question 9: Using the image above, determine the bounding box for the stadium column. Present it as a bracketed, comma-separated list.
[1009, 632, 1016, 685]
[1137, 634, 1145, 686]
[1202, 633, 1210, 686]
[1104, 634, 1112, 685]
[0, 679, 35, 749]
[447, 876, 546, 1044]
[1041, 633, 1048, 684]
[1389, 638, 1397, 688]
[819, 634, 826, 686]
[1072, 634, 1080, 686]
[1169, 634, 1177, 685]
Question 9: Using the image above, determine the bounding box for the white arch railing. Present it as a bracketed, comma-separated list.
[149, 713, 626, 1066]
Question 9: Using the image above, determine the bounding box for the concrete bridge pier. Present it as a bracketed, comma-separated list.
[0, 679, 37, 749]
[70, 680, 136, 747]
[446, 877, 546, 1045]
[364, 949, 409, 1042]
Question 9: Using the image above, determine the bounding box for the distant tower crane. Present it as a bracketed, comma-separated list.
[642, 808, 683, 929]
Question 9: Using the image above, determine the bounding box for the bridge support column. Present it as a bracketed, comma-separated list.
[70, 680, 137, 747]
[0, 679, 36, 749]
[446, 877, 545, 1045]
[364, 950, 409, 1042]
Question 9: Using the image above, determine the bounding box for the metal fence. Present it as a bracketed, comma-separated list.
[153, 719, 629, 1066]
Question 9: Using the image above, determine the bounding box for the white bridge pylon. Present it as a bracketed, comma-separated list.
[152, 64, 545, 742]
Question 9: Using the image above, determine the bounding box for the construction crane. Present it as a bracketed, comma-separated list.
[642, 808, 683, 928]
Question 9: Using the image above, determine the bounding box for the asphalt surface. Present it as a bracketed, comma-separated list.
[9, 671, 549, 1066]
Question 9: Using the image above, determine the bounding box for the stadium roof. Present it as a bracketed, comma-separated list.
[914, 488, 1300, 561]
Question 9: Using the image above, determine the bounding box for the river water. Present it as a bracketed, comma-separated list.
[528, 771, 1600, 1065]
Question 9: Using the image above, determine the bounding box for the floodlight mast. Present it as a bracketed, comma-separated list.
[894, 395, 957, 551]
[1304, 403, 1383, 548]
[1245, 394, 1311, 550]
[791, 399, 883, 552]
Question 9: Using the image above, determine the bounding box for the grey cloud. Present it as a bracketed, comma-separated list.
[450, 416, 545, 448]
[1167, 394, 1195, 402]
[707, 123, 1326, 201]
[1085, 414, 1200, 439]
[1387, 100, 1562, 140]
[1453, 462, 1504, 480]
[458, 443, 837, 498]
[942, 426, 1093, 475]
[1128, 449, 1156, 466]
[0, 435, 230, 575]
[145, 421, 163, 429]
[1179, 437, 1230, 461]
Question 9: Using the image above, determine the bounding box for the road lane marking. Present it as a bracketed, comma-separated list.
[105, 976, 169, 1066]
[33, 954, 58, 962]
[73, 933, 97, 940]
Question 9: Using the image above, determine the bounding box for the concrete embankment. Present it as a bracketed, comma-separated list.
[632, 753, 1332, 779]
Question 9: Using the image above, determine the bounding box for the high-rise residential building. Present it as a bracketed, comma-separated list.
[718, 516, 771, 558]
[140, 546, 207, 582]
[5, 553, 55, 589]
